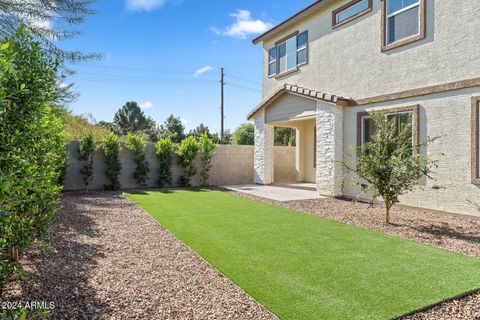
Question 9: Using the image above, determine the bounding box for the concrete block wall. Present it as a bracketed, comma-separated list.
[63, 142, 295, 191]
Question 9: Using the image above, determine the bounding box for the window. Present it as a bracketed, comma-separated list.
[382, 0, 425, 51]
[472, 97, 480, 184]
[268, 31, 308, 77]
[357, 105, 419, 148]
[361, 112, 413, 145]
[333, 0, 372, 28]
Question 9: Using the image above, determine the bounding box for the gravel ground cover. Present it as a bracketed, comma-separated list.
[0, 192, 275, 320]
[223, 189, 480, 320]
[127, 189, 480, 320]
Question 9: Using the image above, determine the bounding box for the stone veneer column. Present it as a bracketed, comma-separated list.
[316, 102, 344, 196]
[254, 110, 274, 184]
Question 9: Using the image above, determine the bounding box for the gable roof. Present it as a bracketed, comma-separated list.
[247, 84, 351, 120]
[252, 0, 333, 45]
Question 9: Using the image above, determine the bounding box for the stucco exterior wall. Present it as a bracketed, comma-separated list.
[342, 88, 480, 217]
[63, 142, 295, 191]
[296, 119, 316, 183]
[261, 0, 480, 100]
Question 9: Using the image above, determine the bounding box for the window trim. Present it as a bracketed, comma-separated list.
[357, 105, 420, 148]
[381, 0, 426, 52]
[471, 97, 480, 185]
[332, 0, 372, 29]
[267, 47, 277, 77]
[296, 31, 308, 67]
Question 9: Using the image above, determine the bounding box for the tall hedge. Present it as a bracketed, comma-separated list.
[155, 138, 174, 187]
[79, 133, 96, 190]
[176, 136, 199, 187]
[126, 133, 149, 186]
[0, 27, 67, 286]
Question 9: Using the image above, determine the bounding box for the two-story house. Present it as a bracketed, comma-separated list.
[247, 0, 480, 216]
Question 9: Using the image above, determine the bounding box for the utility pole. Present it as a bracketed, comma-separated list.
[220, 67, 225, 141]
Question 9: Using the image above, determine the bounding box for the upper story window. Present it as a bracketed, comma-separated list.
[382, 0, 426, 51]
[268, 31, 308, 77]
[333, 0, 372, 28]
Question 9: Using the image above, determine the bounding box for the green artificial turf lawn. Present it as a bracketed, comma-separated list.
[126, 189, 480, 320]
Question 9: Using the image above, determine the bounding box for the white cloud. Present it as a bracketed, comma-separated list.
[181, 118, 188, 125]
[193, 66, 215, 77]
[212, 10, 273, 39]
[125, 0, 182, 11]
[140, 101, 154, 109]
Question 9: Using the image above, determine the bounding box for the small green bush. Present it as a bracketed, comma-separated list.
[176, 136, 199, 187]
[79, 133, 96, 190]
[198, 133, 217, 186]
[101, 133, 122, 191]
[126, 133, 149, 186]
[155, 138, 174, 187]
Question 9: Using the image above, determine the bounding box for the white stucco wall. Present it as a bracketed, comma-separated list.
[296, 119, 316, 183]
[343, 88, 480, 217]
[261, 0, 480, 100]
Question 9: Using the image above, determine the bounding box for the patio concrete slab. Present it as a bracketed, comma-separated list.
[222, 183, 323, 202]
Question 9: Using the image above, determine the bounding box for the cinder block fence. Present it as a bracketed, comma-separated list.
[63, 141, 295, 191]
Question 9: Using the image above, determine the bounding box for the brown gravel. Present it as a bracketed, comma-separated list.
[223, 189, 480, 320]
[0, 192, 276, 320]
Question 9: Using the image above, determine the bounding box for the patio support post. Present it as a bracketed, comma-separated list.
[316, 102, 344, 196]
[254, 110, 274, 184]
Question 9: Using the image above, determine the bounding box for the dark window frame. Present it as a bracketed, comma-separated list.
[471, 97, 480, 185]
[332, 0, 372, 29]
[381, 0, 426, 52]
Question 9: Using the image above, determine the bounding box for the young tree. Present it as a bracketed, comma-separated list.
[113, 101, 156, 136]
[155, 138, 174, 187]
[0, 0, 98, 63]
[79, 133, 96, 190]
[198, 133, 217, 186]
[100, 133, 122, 191]
[176, 136, 199, 187]
[232, 123, 254, 145]
[339, 114, 440, 224]
[126, 133, 149, 186]
[158, 114, 185, 143]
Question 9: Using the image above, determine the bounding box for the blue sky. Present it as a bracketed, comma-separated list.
[65, 0, 312, 133]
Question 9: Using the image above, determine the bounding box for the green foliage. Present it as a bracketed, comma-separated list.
[155, 138, 174, 187]
[79, 133, 96, 190]
[0, 0, 98, 63]
[212, 129, 232, 145]
[189, 123, 211, 138]
[198, 133, 217, 186]
[113, 101, 157, 138]
[232, 123, 254, 145]
[0, 306, 50, 319]
[64, 113, 110, 141]
[158, 114, 185, 143]
[100, 133, 122, 191]
[176, 136, 199, 187]
[275, 127, 296, 146]
[339, 114, 440, 224]
[126, 133, 150, 186]
[0, 27, 67, 287]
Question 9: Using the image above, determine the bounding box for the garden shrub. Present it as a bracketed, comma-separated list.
[198, 133, 216, 186]
[155, 138, 174, 187]
[176, 136, 199, 187]
[126, 133, 149, 186]
[79, 133, 96, 190]
[0, 27, 67, 287]
[100, 133, 122, 191]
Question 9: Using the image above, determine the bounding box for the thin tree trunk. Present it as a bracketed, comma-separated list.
[9, 248, 20, 262]
[386, 205, 391, 224]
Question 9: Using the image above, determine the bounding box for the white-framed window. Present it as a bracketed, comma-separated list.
[335, 0, 370, 25]
[361, 112, 414, 145]
[268, 31, 308, 77]
[386, 0, 421, 45]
